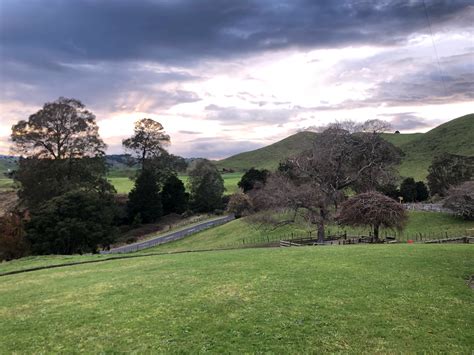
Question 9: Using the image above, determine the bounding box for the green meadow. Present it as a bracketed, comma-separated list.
[109, 172, 242, 195]
[143, 211, 474, 253]
[0, 245, 473, 353]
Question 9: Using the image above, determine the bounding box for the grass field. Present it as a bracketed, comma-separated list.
[109, 172, 242, 195]
[0, 245, 473, 353]
[142, 211, 474, 253]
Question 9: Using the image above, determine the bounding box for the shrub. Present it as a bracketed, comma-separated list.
[443, 181, 474, 220]
[227, 193, 253, 218]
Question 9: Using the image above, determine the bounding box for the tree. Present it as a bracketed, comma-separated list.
[251, 173, 328, 242]
[0, 212, 29, 261]
[427, 153, 474, 196]
[400, 177, 417, 202]
[161, 174, 188, 215]
[338, 191, 408, 240]
[127, 169, 163, 223]
[238, 168, 269, 193]
[227, 193, 253, 218]
[15, 156, 114, 208]
[122, 118, 170, 169]
[443, 181, 474, 220]
[377, 183, 400, 200]
[11, 97, 105, 159]
[10, 98, 113, 208]
[415, 181, 429, 202]
[274, 121, 401, 240]
[188, 160, 225, 212]
[26, 191, 117, 255]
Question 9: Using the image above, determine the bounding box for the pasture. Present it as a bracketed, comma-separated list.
[0, 245, 472, 353]
[109, 172, 242, 195]
[144, 211, 474, 253]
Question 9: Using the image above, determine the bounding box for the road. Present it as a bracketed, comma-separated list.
[101, 215, 235, 254]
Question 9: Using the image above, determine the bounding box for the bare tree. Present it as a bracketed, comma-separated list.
[337, 191, 408, 240]
[443, 181, 474, 220]
[250, 173, 329, 242]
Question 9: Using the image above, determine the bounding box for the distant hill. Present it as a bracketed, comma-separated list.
[216, 114, 474, 180]
[216, 131, 318, 171]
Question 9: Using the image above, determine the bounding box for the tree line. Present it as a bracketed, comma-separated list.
[1, 98, 226, 260]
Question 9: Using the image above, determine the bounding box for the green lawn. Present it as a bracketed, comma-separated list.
[109, 173, 242, 195]
[0, 245, 472, 353]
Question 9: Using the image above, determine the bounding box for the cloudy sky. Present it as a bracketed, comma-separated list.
[0, 0, 473, 159]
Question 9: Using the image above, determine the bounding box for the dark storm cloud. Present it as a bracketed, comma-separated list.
[1, 0, 471, 67]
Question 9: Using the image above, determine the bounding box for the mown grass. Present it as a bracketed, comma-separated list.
[0, 245, 472, 353]
[146, 211, 474, 253]
[109, 173, 242, 195]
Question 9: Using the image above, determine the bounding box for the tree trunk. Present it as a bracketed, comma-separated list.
[317, 208, 326, 243]
[373, 224, 380, 241]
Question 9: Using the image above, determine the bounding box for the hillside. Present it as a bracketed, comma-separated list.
[216, 114, 474, 180]
[216, 131, 318, 171]
[397, 114, 474, 179]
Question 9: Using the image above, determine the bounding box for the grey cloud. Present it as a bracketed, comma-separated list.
[1, 0, 471, 68]
[179, 130, 202, 135]
[377, 112, 439, 131]
[171, 137, 265, 159]
[205, 104, 296, 125]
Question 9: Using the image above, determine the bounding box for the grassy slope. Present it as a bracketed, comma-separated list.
[215, 131, 318, 171]
[0, 245, 473, 353]
[215, 115, 474, 180]
[397, 114, 474, 180]
[144, 211, 474, 253]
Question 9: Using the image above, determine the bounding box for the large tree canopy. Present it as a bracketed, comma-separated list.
[122, 118, 170, 167]
[11, 97, 105, 159]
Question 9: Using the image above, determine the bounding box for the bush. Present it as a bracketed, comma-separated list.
[0, 212, 29, 261]
[443, 181, 474, 220]
[26, 191, 118, 255]
[226, 193, 253, 218]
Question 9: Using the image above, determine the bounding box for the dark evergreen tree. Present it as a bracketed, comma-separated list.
[415, 181, 429, 201]
[161, 174, 188, 215]
[400, 177, 417, 202]
[377, 183, 400, 200]
[26, 191, 117, 255]
[238, 168, 269, 192]
[127, 169, 162, 223]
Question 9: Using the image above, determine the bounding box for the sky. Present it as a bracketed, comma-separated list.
[0, 0, 473, 159]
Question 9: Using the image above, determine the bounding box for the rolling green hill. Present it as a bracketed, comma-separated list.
[397, 114, 474, 179]
[216, 114, 474, 180]
[216, 131, 318, 171]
